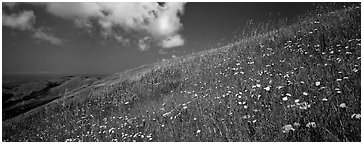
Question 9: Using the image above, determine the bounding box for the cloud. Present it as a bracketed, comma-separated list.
[3, 2, 17, 9]
[33, 29, 63, 45]
[3, 7, 64, 45]
[138, 37, 151, 51]
[2, 10, 36, 31]
[40, 2, 186, 48]
[114, 34, 130, 45]
[160, 34, 185, 48]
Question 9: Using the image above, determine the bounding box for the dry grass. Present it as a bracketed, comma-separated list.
[2, 3, 361, 142]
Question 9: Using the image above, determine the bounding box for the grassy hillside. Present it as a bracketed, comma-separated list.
[2, 4, 361, 142]
[2, 76, 101, 120]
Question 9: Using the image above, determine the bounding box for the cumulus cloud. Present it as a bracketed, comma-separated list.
[3, 7, 64, 45]
[2, 10, 36, 31]
[3, 2, 17, 9]
[160, 34, 185, 48]
[40, 2, 186, 48]
[138, 37, 151, 51]
[114, 34, 130, 45]
[33, 29, 63, 45]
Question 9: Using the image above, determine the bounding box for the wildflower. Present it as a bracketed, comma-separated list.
[108, 128, 115, 133]
[163, 112, 172, 117]
[299, 102, 311, 110]
[306, 122, 317, 128]
[294, 99, 300, 103]
[242, 115, 251, 119]
[282, 124, 295, 133]
[282, 97, 288, 101]
[315, 81, 321, 86]
[293, 122, 300, 127]
[256, 84, 261, 88]
[339, 103, 347, 108]
[264, 86, 271, 91]
[286, 93, 292, 97]
[146, 134, 152, 138]
[303, 92, 308, 96]
[351, 114, 361, 119]
[352, 68, 358, 73]
[243, 105, 248, 109]
[322, 98, 328, 101]
[196, 130, 201, 134]
[277, 86, 284, 89]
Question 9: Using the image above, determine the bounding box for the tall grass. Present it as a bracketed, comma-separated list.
[2, 3, 360, 142]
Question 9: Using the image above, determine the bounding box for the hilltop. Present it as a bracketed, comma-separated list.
[2, 4, 361, 142]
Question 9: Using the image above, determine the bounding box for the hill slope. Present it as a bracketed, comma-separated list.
[2, 4, 361, 142]
[2, 76, 102, 120]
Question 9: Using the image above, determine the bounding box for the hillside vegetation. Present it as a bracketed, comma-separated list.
[2, 4, 361, 142]
[2, 76, 101, 120]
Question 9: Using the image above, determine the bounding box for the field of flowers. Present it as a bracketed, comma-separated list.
[2, 3, 360, 142]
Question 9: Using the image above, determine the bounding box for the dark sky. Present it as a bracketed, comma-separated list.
[2, 2, 316, 75]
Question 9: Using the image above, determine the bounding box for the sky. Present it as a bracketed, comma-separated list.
[2, 2, 316, 75]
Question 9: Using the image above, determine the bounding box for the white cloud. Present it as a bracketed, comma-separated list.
[3, 7, 64, 46]
[3, 2, 17, 9]
[40, 2, 186, 48]
[2, 10, 36, 31]
[138, 37, 151, 51]
[33, 30, 63, 45]
[114, 34, 130, 45]
[160, 34, 185, 48]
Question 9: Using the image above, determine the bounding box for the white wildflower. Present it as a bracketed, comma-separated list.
[282, 124, 295, 133]
[242, 115, 251, 119]
[282, 97, 288, 101]
[351, 114, 361, 119]
[315, 81, 321, 86]
[256, 84, 261, 88]
[196, 130, 201, 134]
[264, 86, 271, 91]
[322, 98, 328, 101]
[293, 122, 300, 127]
[303, 92, 308, 96]
[339, 103, 347, 108]
[163, 112, 172, 117]
[306, 122, 317, 128]
[299, 102, 311, 110]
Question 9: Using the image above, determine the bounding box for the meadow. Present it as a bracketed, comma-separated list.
[2, 3, 360, 142]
